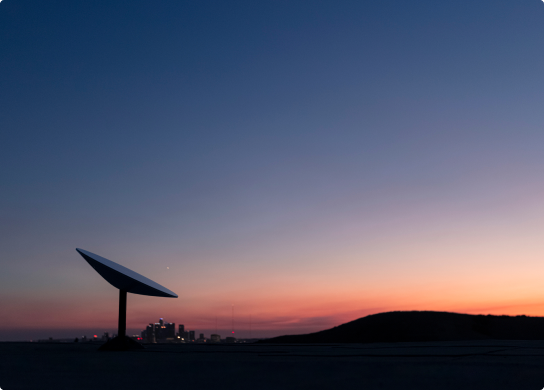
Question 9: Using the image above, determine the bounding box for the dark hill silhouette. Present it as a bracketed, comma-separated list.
[261, 311, 544, 343]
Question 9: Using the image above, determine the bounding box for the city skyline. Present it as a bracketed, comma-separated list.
[18, 316, 252, 343]
[3, 1, 544, 341]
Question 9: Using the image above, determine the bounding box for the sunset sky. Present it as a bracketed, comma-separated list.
[2, 0, 544, 341]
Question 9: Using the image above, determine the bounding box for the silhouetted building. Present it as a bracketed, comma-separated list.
[141, 319, 176, 342]
[210, 334, 220, 343]
[165, 322, 176, 339]
[226, 337, 236, 343]
[143, 324, 155, 343]
[141, 319, 196, 343]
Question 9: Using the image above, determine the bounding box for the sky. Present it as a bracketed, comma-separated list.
[2, 0, 544, 341]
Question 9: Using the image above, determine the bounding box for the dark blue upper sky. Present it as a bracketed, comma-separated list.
[2, 0, 544, 339]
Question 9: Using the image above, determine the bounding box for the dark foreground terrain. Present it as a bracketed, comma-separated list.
[2, 340, 544, 389]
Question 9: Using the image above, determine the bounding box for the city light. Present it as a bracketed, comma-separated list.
[136, 318, 244, 344]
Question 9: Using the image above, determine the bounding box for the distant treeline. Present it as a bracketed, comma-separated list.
[260, 311, 544, 344]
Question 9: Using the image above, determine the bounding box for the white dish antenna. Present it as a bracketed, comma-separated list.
[76, 248, 177, 298]
[76, 248, 178, 350]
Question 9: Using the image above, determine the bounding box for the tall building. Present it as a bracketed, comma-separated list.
[143, 324, 155, 343]
[189, 330, 195, 342]
[148, 318, 176, 341]
[165, 322, 176, 339]
[140, 319, 187, 343]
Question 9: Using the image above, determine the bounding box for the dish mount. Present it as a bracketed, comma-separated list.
[76, 248, 178, 350]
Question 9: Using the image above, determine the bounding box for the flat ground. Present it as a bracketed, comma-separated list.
[2, 340, 544, 389]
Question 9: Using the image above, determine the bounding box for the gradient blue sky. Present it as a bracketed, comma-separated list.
[2, 0, 544, 341]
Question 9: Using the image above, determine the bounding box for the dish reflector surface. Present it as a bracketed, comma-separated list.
[76, 248, 178, 298]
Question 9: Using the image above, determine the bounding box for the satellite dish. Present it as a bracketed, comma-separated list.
[76, 248, 178, 350]
[76, 248, 177, 298]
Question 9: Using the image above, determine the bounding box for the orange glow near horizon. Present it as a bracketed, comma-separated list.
[6, 273, 544, 338]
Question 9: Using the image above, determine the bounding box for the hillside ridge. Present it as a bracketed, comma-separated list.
[260, 311, 544, 343]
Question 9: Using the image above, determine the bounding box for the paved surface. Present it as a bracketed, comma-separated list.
[2, 340, 544, 389]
